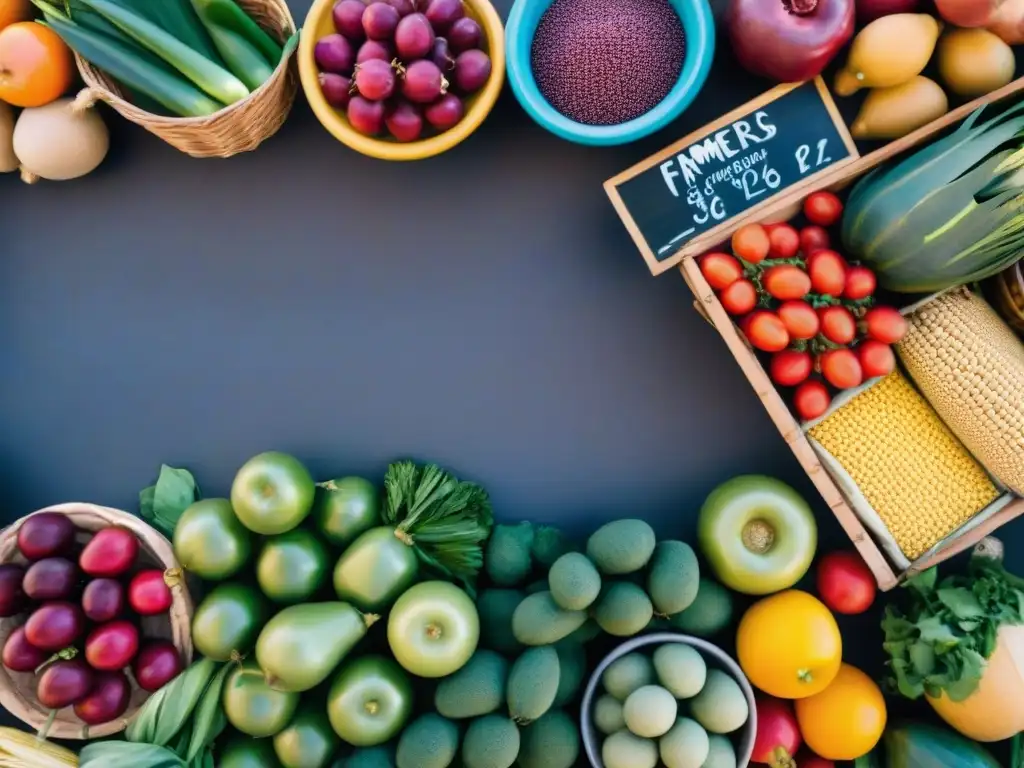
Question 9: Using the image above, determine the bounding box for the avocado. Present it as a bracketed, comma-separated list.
[517, 709, 579, 768]
[659, 717, 710, 768]
[652, 644, 706, 699]
[257, 528, 329, 604]
[219, 736, 281, 768]
[623, 685, 677, 738]
[585, 520, 656, 575]
[530, 525, 572, 569]
[593, 582, 653, 637]
[602, 730, 658, 768]
[273, 700, 339, 768]
[485, 522, 535, 587]
[689, 670, 749, 735]
[668, 578, 734, 638]
[222, 660, 299, 738]
[191, 582, 270, 661]
[552, 641, 586, 706]
[396, 713, 459, 768]
[313, 476, 380, 548]
[646, 541, 699, 616]
[702, 735, 737, 768]
[507, 646, 560, 725]
[461, 715, 520, 768]
[477, 589, 525, 654]
[548, 553, 601, 611]
[593, 694, 625, 734]
[333, 526, 419, 612]
[340, 746, 397, 767]
[434, 649, 508, 719]
[511, 592, 587, 646]
[601, 652, 654, 701]
[563, 619, 601, 645]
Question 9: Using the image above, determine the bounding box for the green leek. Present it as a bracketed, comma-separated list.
[842, 98, 1024, 295]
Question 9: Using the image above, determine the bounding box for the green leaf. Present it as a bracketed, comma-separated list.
[937, 587, 986, 620]
[909, 641, 936, 676]
[139, 464, 199, 538]
[186, 659, 233, 760]
[79, 741, 187, 767]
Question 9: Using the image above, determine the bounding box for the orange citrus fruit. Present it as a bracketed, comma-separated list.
[795, 663, 887, 761]
[0, 21, 73, 107]
[0, 0, 32, 32]
[736, 589, 842, 699]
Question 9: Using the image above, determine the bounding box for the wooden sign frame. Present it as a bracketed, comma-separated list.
[605, 78, 860, 277]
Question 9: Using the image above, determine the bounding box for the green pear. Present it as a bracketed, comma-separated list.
[256, 601, 378, 692]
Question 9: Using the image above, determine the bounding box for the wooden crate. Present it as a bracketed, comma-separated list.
[608, 78, 1024, 591]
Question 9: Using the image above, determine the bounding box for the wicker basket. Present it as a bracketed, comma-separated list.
[75, 0, 298, 158]
[0, 503, 194, 739]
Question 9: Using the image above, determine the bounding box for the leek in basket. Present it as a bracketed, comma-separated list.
[842, 98, 1024, 295]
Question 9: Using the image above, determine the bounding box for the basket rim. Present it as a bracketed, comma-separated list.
[75, 0, 297, 126]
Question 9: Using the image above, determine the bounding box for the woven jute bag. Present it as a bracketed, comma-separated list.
[75, 0, 298, 158]
[0, 503, 194, 739]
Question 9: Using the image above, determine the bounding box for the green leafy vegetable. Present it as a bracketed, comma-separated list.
[79, 741, 187, 767]
[139, 464, 200, 538]
[882, 541, 1024, 702]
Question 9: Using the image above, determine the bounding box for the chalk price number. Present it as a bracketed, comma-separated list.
[796, 139, 832, 175]
[735, 163, 781, 203]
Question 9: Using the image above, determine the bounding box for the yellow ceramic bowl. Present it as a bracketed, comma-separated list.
[299, 0, 506, 160]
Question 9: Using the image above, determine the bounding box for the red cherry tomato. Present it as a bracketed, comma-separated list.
[767, 223, 800, 259]
[719, 279, 758, 316]
[744, 311, 790, 353]
[856, 340, 896, 378]
[777, 300, 819, 340]
[770, 349, 812, 387]
[863, 306, 908, 344]
[763, 265, 812, 301]
[752, 695, 802, 765]
[799, 225, 831, 256]
[700, 252, 744, 290]
[732, 223, 770, 264]
[793, 379, 831, 421]
[819, 348, 863, 389]
[816, 551, 876, 615]
[803, 191, 844, 227]
[806, 249, 847, 297]
[818, 306, 857, 345]
[843, 265, 877, 300]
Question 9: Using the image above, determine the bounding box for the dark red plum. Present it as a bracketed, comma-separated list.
[347, 96, 386, 135]
[82, 578, 123, 623]
[333, 0, 366, 40]
[0, 564, 27, 617]
[319, 73, 353, 108]
[127, 570, 173, 616]
[315, 33, 356, 75]
[2, 626, 48, 672]
[133, 640, 182, 692]
[402, 59, 446, 102]
[394, 12, 434, 59]
[425, 0, 463, 32]
[73, 670, 130, 724]
[356, 39, 393, 64]
[354, 58, 396, 100]
[25, 602, 84, 651]
[362, 2, 400, 40]
[447, 16, 480, 52]
[17, 513, 76, 561]
[452, 48, 489, 93]
[37, 659, 93, 709]
[385, 100, 423, 141]
[79, 528, 138, 578]
[23, 558, 78, 601]
[424, 92, 464, 130]
[85, 621, 139, 671]
[384, 0, 415, 15]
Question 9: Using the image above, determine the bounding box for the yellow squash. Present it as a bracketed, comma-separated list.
[851, 77, 948, 140]
[834, 14, 942, 96]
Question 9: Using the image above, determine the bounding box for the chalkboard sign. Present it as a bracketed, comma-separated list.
[606, 79, 859, 276]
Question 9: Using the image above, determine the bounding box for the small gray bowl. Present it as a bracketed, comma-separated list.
[580, 633, 757, 768]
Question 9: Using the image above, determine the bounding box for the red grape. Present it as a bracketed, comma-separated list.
[386, 100, 424, 141]
[452, 48, 489, 93]
[362, 1, 400, 40]
[354, 58, 396, 100]
[402, 59, 446, 102]
[429, 36, 455, 71]
[356, 39, 392, 64]
[384, 0, 416, 15]
[319, 72, 353, 108]
[424, 92, 463, 130]
[333, 0, 366, 41]
[395, 12, 435, 59]
[315, 33, 356, 75]
[425, 0, 464, 32]
[447, 16, 481, 52]
[347, 96, 386, 135]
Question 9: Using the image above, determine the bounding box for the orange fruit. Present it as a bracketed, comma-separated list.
[736, 589, 842, 699]
[795, 663, 887, 761]
[0, 22, 73, 107]
[0, 0, 32, 32]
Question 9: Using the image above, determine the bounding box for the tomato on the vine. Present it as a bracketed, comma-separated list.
[799, 226, 831, 255]
[862, 306, 908, 344]
[818, 306, 857, 345]
[777, 300, 819, 340]
[744, 311, 790, 352]
[804, 191, 844, 227]
[767, 223, 800, 259]
[819, 348, 863, 390]
[807, 250, 847, 296]
[794, 379, 831, 421]
[720, 279, 758, 316]
[763, 265, 812, 301]
[770, 349, 812, 387]
[732, 224, 771, 264]
[856, 340, 896, 378]
[843, 266, 876, 300]
[700, 252, 744, 290]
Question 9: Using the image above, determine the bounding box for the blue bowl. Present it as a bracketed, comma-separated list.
[505, 0, 715, 146]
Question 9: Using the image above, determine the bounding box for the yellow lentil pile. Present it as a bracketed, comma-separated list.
[809, 371, 999, 560]
[898, 289, 1024, 495]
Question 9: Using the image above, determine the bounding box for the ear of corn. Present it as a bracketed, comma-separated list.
[809, 371, 999, 560]
[898, 289, 1024, 495]
[0, 727, 77, 767]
